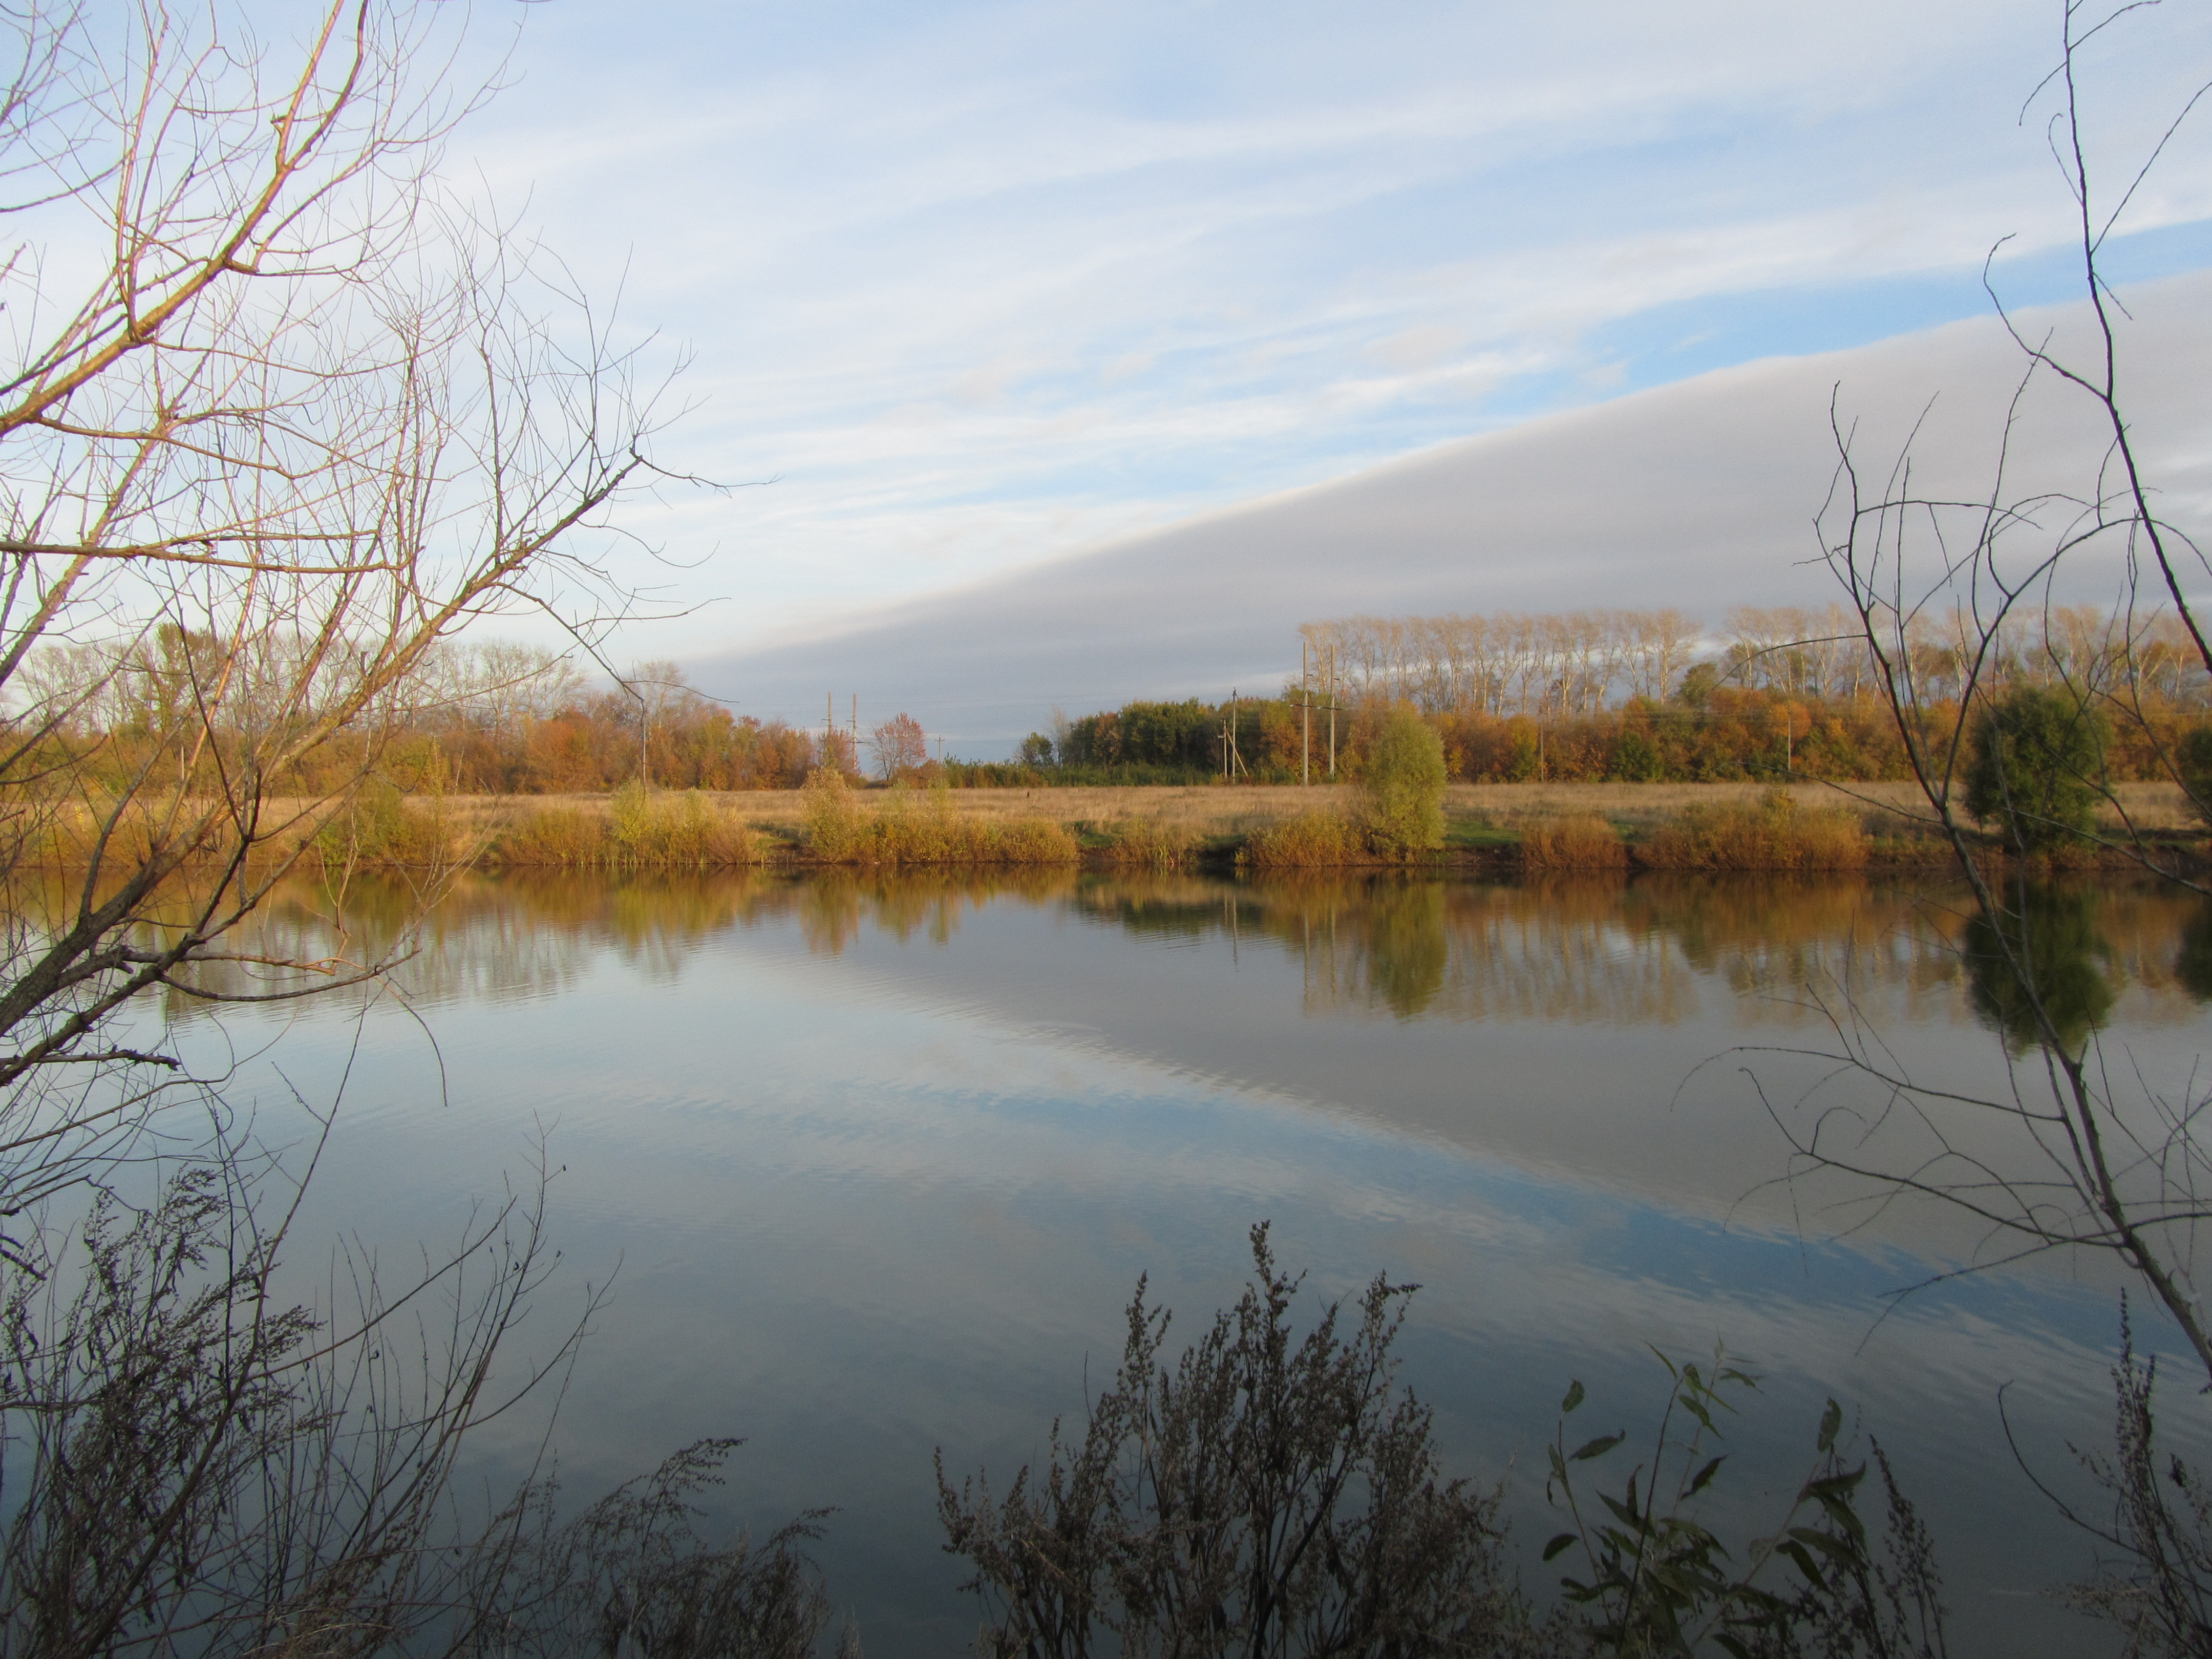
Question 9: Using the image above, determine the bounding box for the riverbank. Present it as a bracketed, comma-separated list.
[308, 779, 2201, 872]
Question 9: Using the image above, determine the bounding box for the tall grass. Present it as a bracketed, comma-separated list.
[1096, 818, 1200, 869]
[493, 786, 766, 868]
[312, 784, 456, 869]
[1240, 812, 1368, 868]
[1520, 814, 1628, 870]
[1636, 788, 1869, 871]
[803, 773, 1078, 865]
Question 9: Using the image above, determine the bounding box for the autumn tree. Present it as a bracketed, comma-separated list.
[870, 711, 928, 780]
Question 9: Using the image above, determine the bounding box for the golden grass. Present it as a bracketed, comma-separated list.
[1520, 814, 1628, 870]
[801, 773, 1079, 865]
[1239, 812, 1368, 867]
[1636, 788, 1870, 871]
[1095, 818, 1202, 868]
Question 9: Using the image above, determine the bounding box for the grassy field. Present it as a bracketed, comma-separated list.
[431, 779, 2200, 843]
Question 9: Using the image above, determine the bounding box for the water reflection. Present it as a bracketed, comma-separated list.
[121, 862, 2212, 1658]
[156, 866, 2212, 1045]
[1963, 885, 2116, 1056]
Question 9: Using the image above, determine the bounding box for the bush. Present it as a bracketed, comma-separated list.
[801, 766, 865, 858]
[313, 782, 454, 869]
[1361, 707, 1447, 858]
[1639, 789, 1868, 871]
[937, 1226, 1517, 1657]
[1964, 686, 2112, 852]
[1240, 812, 1366, 867]
[608, 783, 762, 866]
[1521, 815, 1628, 870]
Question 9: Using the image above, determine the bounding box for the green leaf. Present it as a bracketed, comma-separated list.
[1789, 1526, 1862, 1564]
[1688, 1454, 1728, 1495]
[1600, 1491, 1644, 1531]
[1561, 1379, 1585, 1414]
[1570, 1432, 1625, 1462]
[1542, 1533, 1579, 1562]
[1818, 1398, 1843, 1452]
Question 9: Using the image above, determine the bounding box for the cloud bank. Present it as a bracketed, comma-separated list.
[694, 274, 2212, 751]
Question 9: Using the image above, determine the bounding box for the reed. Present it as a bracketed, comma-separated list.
[1096, 818, 1201, 869]
[805, 775, 1077, 865]
[1240, 812, 1368, 868]
[1520, 814, 1628, 870]
[491, 788, 765, 868]
[312, 785, 456, 869]
[1636, 788, 1869, 871]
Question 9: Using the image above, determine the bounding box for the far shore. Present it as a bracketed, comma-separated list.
[415, 778, 2200, 842]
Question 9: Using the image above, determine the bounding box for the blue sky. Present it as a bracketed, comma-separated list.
[444, 0, 2212, 663]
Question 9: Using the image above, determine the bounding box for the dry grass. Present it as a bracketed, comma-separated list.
[802, 775, 1079, 865]
[1240, 812, 1368, 868]
[1637, 789, 1870, 871]
[228, 778, 2202, 870]
[1520, 815, 1628, 870]
[1095, 818, 1203, 869]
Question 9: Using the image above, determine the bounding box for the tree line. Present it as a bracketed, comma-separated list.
[982, 602, 2211, 787]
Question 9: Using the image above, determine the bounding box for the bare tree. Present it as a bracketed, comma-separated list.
[0, 6, 838, 1655]
[0, 0, 687, 1206]
[868, 711, 926, 781]
[1764, 3, 2212, 1388]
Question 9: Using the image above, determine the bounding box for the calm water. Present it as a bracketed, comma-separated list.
[143, 868, 2212, 1654]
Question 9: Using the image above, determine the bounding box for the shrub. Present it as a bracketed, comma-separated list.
[1521, 814, 1628, 870]
[608, 784, 762, 866]
[801, 767, 865, 858]
[1639, 789, 1868, 871]
[1240, 812, 1366, 867]
[313, 782, 454, 869]
[1964, 685, 2112, 853]
[979, 816, 1082, 865]
[937, 1226, 1516, 1656]
[1360, 707, 1447, 858]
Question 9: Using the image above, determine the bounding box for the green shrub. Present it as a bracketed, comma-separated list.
[1964, 686, 2111, 852]
[1360, 707, 1446, 859]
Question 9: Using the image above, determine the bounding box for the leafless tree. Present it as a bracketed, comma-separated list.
[0, 6, 833, 1655]
[868, 711, 926, 781]
[1769, 0, 2212, 1395]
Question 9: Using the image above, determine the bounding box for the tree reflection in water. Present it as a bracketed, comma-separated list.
[1962, 884, 2115, 1058]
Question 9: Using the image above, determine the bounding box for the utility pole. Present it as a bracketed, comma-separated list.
[850, 694, 858, 766]
[824, 692, 834, 772]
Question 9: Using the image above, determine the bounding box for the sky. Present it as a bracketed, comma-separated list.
[433, 0, 2212, 740]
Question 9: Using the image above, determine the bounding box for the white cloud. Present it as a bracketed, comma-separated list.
[426, 0, 2212, 662]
